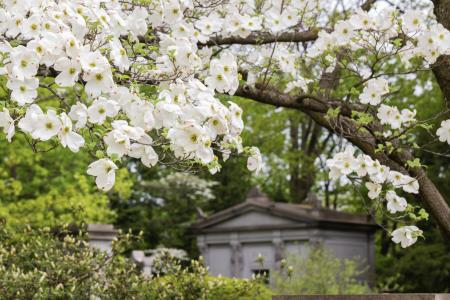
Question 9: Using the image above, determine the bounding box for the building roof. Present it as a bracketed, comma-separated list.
[87, 224, 117, 241]
[192, 188, 378, 233]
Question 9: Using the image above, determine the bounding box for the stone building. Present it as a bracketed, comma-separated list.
[192, 188, 378, 282]
[87, 224, 117, 255]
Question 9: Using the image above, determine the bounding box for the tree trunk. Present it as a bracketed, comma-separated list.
[289, 117, 322, 203]
[289, 117, 302, 202]
[432, 0, 450, 103]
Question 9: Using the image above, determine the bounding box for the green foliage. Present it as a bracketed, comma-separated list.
[272, 247, 370, 295]
[406, 158, 423, 169]
[351, 111, 373, 127]
[0, 175, 115, 228]
[112, 172, 218, 256]
[0, 224, 269, 300]
[201, 155, 253, 209]
[0, 224, 147, 299]
[232, 96, 323, 203]
[374, 70, 450, 293]
[231, 96, 290, 202]
[376, 229, 450, 293]
[0, 136, 119, 228]
[148, 254, 270, 300]
[326, 107, 341, 120]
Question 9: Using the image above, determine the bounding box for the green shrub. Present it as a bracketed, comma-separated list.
[272, 247, 370, 295]
[147, 255, 271, 300]
[0, 224, 270, 300]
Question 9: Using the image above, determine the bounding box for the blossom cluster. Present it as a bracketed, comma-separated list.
[0, 0, 262, 191]
[326, 146, 421, 247]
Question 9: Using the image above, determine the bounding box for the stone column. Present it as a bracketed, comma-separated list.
[272, 230, 285, 271]
[87, 224, 117, 255]
[197, 235, 209, 266]
[230, 233, 243, 277]
[367, 232, 376, 286]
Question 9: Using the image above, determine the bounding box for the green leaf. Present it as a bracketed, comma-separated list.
[418, 208, 429, 221]
[406, 158, 422, 169]
[325, 107, 340, 120]
[95, 150, 105, 159]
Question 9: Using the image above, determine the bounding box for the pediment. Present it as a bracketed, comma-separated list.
[211, 209, 302, 229]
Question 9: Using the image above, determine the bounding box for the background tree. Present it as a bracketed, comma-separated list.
[0, 135, 118, 227]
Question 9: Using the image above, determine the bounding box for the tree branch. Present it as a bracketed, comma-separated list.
[236, 83, 450, 241]
[361, 0, 378, 11]
[201, 29, 320, 47]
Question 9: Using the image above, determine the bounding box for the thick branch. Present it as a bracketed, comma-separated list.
[235, 84, 327, 112]
[201, 0, 376, 47]
[202, 29, 320, 46]
[361, 0, 377, 11]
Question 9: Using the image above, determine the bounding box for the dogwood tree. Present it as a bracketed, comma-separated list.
[1, 0, 450, 248]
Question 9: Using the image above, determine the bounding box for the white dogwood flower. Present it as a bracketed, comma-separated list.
[386, 190, 407, 214]
[436, 119, 450, 144]
[33, 109, 62, 141]
[87, 158, 118, 191]
[58, 113, 85, 152]
[359, 78, 389, 105]
[54, 57, 81, 87]
[9, 46, 40, 80]
[88, 98, 120, 124]
[84, 70, 115, 98]
[68, 102, 88, 129]
[167, 121, 214, 163]
[18, 104, 43, 136]
[366, 182, 382, 199]
[7, 77, 39, 106]
[0, 108, 15, 142]
[128, 135, 159, 168]
[391, 226, 422, 248]
[104, 129, 130, 158]
[247, 146, 262, 174]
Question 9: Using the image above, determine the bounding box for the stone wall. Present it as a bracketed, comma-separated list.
[273, 295, 450, 300]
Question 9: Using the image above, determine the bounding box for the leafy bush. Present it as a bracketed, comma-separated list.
[0, 224, 270, 300]
[148, 254, 271, 300]
[272, 247, 370, 295]
[376, 228, 450, 292]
